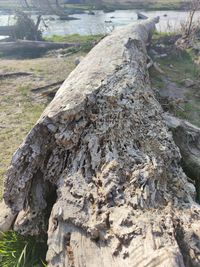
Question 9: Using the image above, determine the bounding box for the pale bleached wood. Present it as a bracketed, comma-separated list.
[0, 201, 17, 237]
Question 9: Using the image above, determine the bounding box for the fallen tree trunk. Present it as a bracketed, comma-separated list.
[0, 40, 79, 54]
[164, 114, 200, 198]
[4, 17, 200, 267]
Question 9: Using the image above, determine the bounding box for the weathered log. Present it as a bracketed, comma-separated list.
[4, 17, 200, 267]
[164, 114, 200, 198]
[0, 40, 79, 54]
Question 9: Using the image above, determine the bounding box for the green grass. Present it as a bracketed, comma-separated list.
[18, 85, 30, 98]
[151, 75, 165, 89]
[151, 32, 199, 83]
[175, 100, 200, 127]
[45, 34, 104, 54]
[150, 33, 200, 126]
[64, 0, 188, 11]
[45, 34, 103, 44]
[143, 0, 188, 10]
[156, 50, 199, 83]
[153, 31, 177, 39]
[63, 3, 93, 10]
[0, 231, 47, 267]
[89, 0, 188, 11]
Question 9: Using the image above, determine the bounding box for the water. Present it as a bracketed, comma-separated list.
[0, 9, 199, 38]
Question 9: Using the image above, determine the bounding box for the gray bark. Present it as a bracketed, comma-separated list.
[4, 18, 200, 267]
[164, 114, 200, 199]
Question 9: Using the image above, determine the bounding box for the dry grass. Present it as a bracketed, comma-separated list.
[0, 52, 85, 198]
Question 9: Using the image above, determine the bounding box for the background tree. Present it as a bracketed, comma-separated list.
[11, 11, 42, 40]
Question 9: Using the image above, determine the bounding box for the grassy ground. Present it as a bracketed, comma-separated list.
[0, 50, 87, 199]
[150, 33, 200, 127]
[45, 34, 104, 54]
[63, 1, 190, 11]
[102, 0, 189, 10]
[0, 0, 190, 11]
[45, 34, 103, 43]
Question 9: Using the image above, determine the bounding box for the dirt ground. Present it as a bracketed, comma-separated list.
[0, 52, 85, 198]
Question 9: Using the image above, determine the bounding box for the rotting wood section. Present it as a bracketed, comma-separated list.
[3, 18, 200, 267]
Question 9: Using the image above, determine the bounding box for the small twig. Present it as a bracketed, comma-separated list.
[153, 62, 165, 74]
[147, 59, 154, 69]
[176, 105, 185, 111]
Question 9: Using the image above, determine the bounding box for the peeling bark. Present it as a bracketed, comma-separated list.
[4, 18, 200, 267]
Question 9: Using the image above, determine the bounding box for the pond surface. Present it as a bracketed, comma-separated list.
[0, 9, 199, 38]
